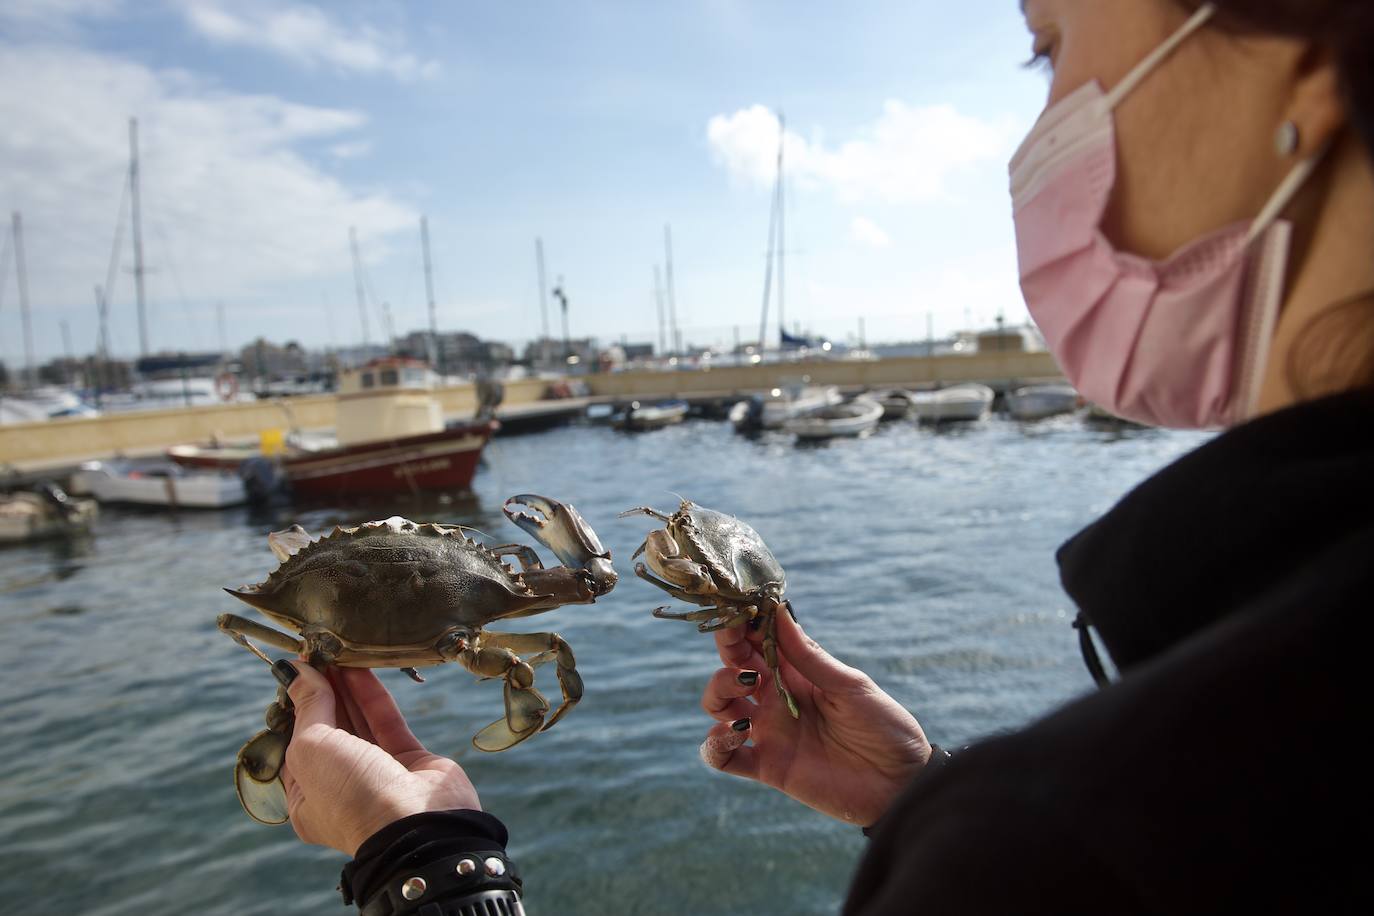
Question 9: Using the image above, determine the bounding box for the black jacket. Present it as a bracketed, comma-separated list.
[845, 390, 1374, 913]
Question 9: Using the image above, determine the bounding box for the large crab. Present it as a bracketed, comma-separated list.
[620, 498, 797, 718]
[217, 494, 616, 825]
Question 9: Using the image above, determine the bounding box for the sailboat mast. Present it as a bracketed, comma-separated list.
[664, 224, 680, 354]
[421, 216, 440, 373]
[129, 117, 149, 357]
[535, 237, 550, 362]
[653, 265, 666, 356]
[11, 212, 34, 389]
[349, 226, 370, 348]
[776, 111, 785, 344]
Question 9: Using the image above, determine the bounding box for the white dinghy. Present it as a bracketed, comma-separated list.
[785, 396, 884, 440]
[1006, 384, 1080, 421]
[909, 384, 994, 423]
[70, 461, 248, 509]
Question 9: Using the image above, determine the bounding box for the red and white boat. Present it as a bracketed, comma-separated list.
[169, 358, 495, 498]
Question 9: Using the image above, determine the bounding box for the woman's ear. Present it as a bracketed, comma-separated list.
[1286, 45, 1346, 156]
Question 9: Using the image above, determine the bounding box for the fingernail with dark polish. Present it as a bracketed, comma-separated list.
[786, 601, 798, 622]
[748, 616, 762, 631]
[731, 717, 752, 732]
[736, 670, 759, 686]
[272, 659, 298, 688]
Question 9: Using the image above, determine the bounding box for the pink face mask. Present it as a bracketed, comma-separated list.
[1009, 3, 1322, 429]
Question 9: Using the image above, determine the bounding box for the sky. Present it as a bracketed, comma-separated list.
[0, 0, 1050, 364]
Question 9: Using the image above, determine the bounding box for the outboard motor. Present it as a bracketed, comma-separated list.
[37, 480, 81, 523]
[239, 457, 286, 505]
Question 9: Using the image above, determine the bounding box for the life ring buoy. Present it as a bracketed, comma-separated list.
[215, 372, 239, 402]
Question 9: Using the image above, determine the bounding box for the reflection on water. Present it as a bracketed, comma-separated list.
[0, 415, 1208, 915]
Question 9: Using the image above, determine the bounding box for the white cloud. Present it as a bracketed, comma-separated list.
[0, 43, 416, 356]
[707, 102, 1015, 203]
[850, 216, 890, 248]
[175, 0, 440, 81]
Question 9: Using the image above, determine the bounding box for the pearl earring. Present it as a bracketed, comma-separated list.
[1275, 121, 1300, 157]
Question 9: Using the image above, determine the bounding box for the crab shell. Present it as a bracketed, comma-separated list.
[668, 502, 786, 602]
[227, 518, 566, 668]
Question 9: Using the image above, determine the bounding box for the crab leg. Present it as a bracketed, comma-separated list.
[481, 631, 582, 732]
[617, 506, 673, 523]
[439, 631, 549, 752]
[760, 597, 799, 719]
[217, 612, 305, 663]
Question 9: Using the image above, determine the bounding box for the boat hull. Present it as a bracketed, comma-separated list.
[283, 423, 493, 497]
[1007, 386, 1080, 421]
[910, 384, 994, 423]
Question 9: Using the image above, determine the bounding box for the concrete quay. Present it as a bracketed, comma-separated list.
[0, 350, 1064, 475]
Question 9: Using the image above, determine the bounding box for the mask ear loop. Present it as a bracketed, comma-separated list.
[1245, 151, 1326, 245]
[1104, 3, 1217, 110]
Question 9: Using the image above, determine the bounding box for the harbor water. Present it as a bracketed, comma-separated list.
[0, 415, 1209, 915]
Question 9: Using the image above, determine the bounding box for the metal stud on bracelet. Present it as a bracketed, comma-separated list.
[484, 857, 506, 876]
[456, 858, 477, 876]
[400, 876, 427, 901]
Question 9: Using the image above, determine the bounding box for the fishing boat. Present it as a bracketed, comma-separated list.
[1006, 384, 1080, 421]
[870, 389, 916, 420]
[69, 461, 247, 509]
[0, 484, 98, 544]
[613, 400, 688, 432]
[784, 396, 884, 439]
[730, 383, 843, 431]
[167, 357, 494, 498]
[909, 384, 994, 423]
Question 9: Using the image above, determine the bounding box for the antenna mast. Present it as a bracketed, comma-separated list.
[129, 117, 149, 356]
[421, 216, 441, 373]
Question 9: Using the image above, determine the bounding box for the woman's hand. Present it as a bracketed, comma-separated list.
[278, 661, 481, 856]
[699, 607, 931, 827]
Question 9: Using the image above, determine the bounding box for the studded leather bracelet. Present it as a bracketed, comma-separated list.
[358, 850, 523, 916]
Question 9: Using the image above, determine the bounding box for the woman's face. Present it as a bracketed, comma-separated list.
[1022, 0, 1304, 259]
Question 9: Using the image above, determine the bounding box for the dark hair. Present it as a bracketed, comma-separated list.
[1181, 0, 1374, 397]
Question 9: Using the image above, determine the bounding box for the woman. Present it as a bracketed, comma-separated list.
[272, 1, 1374, 911]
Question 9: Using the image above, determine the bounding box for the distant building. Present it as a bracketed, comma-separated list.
[522, 336, 598, 371]
[395, 330, 514, 376]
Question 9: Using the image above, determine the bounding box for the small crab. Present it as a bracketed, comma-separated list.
[217, 494, 616, 824]
[620, 498, 797, 717]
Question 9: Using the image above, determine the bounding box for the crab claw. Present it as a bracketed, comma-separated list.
[473, 679, 549, 752]
[503, 494, 617, 595]
[267, 524, 313, 562]
[235, 729, 290, 825]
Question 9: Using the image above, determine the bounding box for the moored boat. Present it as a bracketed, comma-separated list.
[730, 383, 843, 431]
[1006, 384, 1080, 421]
[785, 396, 884, 439]
[169, 358, 494, 498]
[0, 484, 98, 544]
[614, 400, 688, 432]
[69, 461, 248, 509]
[870, 388, 915, 420]
[910, 384, 994, 423]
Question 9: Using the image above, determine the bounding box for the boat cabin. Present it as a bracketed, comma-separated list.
[335, 358, 444, 446]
